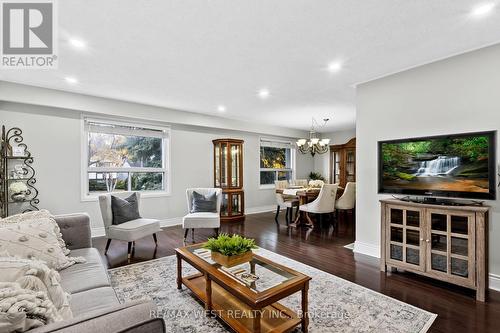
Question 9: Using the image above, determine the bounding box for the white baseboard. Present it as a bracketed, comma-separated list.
[353, 241, 380, 258]
[91, 227, 105, 238]
[245, 205, 276, 215]
[489, 274, 500, 291]
[353, 241, 500, 291]
[159, 217, 183, 228]
[91, 217, 183, 238]
[90, 207, 274, 238]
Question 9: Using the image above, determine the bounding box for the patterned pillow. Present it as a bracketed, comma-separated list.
[0, 210, 70, 255]
[0, 218, 85, 271]
[0, 254, 72, 320]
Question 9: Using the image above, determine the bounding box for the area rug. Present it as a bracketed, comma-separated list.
[108, 248, 436, 333]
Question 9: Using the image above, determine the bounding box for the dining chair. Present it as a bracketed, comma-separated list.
[183, 188, 222, 242]
[274, 180, 299, 226]
[98, 192, 161, 261]
[335, 182, 356, 211]
[335, 182, 356, 229]
[290, 179, 308, 187]
[298, 184, 338, 228]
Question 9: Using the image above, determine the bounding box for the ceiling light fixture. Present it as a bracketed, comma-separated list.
[471, 3, 496, 17]
[65, 77, 78, 84]
[258, 88, 270, 99]
[296, 118, 331, 156]
[69, 38, 86, 49]
[217, 105, 226, 113]
[327, 61, 342, 73]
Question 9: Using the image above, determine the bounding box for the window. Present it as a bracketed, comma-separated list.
[259, 138, 295, 187]
[83, 118, 170, 197]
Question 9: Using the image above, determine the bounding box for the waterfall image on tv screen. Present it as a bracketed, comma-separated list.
[380, 133, 491, 195]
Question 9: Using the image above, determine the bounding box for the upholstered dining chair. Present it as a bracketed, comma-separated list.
[274, 180, 299, 226]
[335, 182, 356, 230]
[183, 188, 222, 242]
[335, 182, 356, 211]
[298, 184, 338, 228]
[98, 192, 161, 261]
[290, 179, 308, 187]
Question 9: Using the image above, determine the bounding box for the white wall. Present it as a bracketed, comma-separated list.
[313, 129, 356, 181]
[0, 98, 314, 234]
[355, 44, 500, 283]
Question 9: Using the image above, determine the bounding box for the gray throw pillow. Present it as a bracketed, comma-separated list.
[191, 191, 217, 213]
[111, 193, 141, 225]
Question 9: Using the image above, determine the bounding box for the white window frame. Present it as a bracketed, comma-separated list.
[259, 137, 296, 189]
[81, 116, 171, 201]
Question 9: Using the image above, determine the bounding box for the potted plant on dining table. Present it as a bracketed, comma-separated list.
[204, 233, 257, 268]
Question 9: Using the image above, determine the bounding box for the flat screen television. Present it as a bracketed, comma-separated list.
[378, 131, 497, 200]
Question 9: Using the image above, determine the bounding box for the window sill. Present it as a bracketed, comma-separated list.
[259, 185, 275, 190]
[81, 191, 171, 202]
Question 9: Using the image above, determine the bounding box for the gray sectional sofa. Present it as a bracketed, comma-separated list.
[29, 213, 164, 333]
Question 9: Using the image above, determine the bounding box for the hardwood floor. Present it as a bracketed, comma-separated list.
[94, 210, 500, 333]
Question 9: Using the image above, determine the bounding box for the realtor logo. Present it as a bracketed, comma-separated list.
[1, 0, 57, 68]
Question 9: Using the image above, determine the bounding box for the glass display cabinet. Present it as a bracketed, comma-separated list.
[329, 137, 356, 187]
[213, 139, 245, 222]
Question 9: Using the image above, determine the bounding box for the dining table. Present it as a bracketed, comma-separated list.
[275, 185, 344, 227]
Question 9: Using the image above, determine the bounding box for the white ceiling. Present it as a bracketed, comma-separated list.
[1, 0, 500, 132]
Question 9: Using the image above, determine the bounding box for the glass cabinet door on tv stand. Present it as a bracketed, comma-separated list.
[213, 139, 245, 222]
[385, 205, 426, 272]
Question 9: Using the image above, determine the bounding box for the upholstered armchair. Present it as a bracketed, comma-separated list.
[183, 188, 222, 242]
[98, 192, 161, 261]
[298, 184, 338, 228]
[274, 180, 299, 226]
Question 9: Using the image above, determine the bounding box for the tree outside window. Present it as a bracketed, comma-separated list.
[259, 140, 294, 186]
[85, 120, 168, 195]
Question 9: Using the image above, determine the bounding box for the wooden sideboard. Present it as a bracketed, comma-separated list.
[380, 199, 489, 301]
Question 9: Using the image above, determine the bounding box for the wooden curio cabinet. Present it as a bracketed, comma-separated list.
[213, 139, 245, 222]
[329, 137, 356, 187]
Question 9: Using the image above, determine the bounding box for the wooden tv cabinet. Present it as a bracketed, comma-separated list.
[380, 199, 489, 301]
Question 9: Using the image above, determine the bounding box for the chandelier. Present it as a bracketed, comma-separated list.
[296, 118, 330, 156]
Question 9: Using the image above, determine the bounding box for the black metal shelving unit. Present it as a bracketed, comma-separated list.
[0, 125, 39, 218]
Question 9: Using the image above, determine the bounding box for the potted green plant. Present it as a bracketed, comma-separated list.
[203, 233, 257, 267]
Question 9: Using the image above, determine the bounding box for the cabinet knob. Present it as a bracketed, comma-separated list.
[420, 238, 424, 242]
[425, 239, 430, 243]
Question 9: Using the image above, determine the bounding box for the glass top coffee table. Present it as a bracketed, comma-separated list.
[176, 243, 311, 333]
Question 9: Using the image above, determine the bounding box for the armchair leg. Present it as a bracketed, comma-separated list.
[183, 229, 189, 242]
[274, 205, 280, 224]
[214, 228, 220, 237]
[191, 228, 195, 242]
[153, 233, 158, 245]
[127, 242, 133, 262]
[104, 239, 112, 254]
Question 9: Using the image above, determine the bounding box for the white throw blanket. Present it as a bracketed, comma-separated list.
[0, 282, 62, 332]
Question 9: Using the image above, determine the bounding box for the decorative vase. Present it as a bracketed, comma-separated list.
[12, 192, 26, 202]
[211, 251, 253, 268]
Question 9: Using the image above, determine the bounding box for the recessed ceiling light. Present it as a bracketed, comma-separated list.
[327, 61, 342, 73]
[69, 38, 86, 49]
[217, 105, 226, 113]
[258, 88, 270, 99]
[471, 3, 496, 17]
[65, 77, 78, 84]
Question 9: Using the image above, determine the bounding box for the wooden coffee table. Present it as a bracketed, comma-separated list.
[176, 244, 311, 333]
